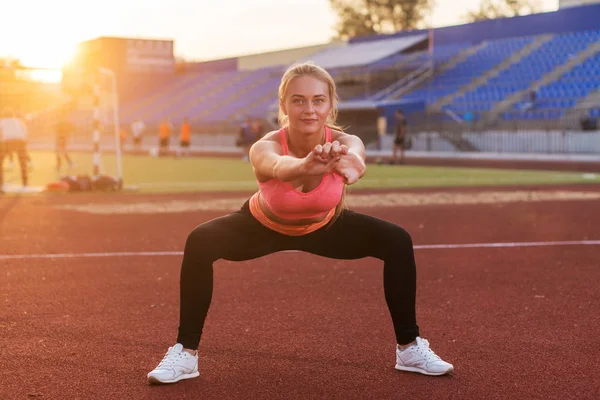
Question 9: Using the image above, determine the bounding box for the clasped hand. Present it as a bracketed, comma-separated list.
[304, 141, 364, 185]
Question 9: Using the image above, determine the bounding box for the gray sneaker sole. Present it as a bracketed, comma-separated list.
[395, 364, 454, 376]
[148, 371, 200, 384]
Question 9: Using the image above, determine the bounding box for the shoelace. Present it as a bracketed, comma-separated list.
[412, 339, 442, 362]
[157, 348, 187, 368]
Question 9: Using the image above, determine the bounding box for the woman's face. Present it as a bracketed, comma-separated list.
[281, 75, 332, 136]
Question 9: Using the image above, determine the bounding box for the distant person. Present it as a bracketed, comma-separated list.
[521, 90, 537, 112]
[4, 109, 33, 172]
[178, 117, 192, 158]
[55, 116, 75, 171]
[463, 111, 474, 130]
[530, 90, 537, 105]
[376, 111, 387, 152]
[0, 109, 29, 192]
[251, 119, 265, 141]
[131, 119, 145, 152]
[236, 116, 255, 161]
[270, 115, 279, 130]
[119, 126, 128, 150]
[391, 109, 408, 165]
[5, 151, 15, 171]
[5, 147, 33, 172]
[158, 119, 173, 156]
[580, 108, 598, 131]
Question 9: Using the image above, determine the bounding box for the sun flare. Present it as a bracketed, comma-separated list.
[3, 40, 77, 82]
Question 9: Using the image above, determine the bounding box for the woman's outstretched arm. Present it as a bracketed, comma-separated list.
[332, 132, 367, 185]
[249, 136, 341, 183]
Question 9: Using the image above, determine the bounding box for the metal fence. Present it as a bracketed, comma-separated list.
[389, 107, 599, 155]
[408, 107, 598, 132]
[23, 101, 600, 156]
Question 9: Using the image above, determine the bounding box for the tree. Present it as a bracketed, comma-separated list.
[464, 0, 542, 22]
[0, 58, 24, 70]
[330, 0, 434, 40]
[0, 58, 24, 81]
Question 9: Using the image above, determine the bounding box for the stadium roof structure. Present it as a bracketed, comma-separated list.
[337, 100, 378, 110]
[338, 98, 426, 111]
[303, 34, 427, 69]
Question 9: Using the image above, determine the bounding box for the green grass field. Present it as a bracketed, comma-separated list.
[3, 151, 599, 194]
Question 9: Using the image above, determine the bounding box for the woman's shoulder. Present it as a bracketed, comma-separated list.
[260, 129, 282, 142]
[251, 130, 284, 154]
[330, 128, 360, 142]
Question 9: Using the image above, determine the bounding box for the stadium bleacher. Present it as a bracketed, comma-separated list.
[450, 30, 600, 119]
[439, 36, 537, 112]
[395, 37, 533, 105]
[506, 32, 600, 120]
[116, 3, 600, 128]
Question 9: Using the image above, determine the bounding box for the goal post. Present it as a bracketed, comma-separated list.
[62, 65, 123, 186]
[97, 67, 123, 183]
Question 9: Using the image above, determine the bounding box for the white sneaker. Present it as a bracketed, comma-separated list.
[395, 337, 454, 376]
[147, 343, 199, 384]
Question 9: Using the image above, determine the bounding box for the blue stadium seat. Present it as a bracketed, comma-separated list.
[120, 28, 600, 124]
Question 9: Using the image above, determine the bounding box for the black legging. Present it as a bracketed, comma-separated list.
[177, 200, 420, 349]
[56, 137, 72, 170]
[0, 140, 29, 188]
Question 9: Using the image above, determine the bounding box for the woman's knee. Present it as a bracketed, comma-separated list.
[185, 224, 214, 255]
[184, 217, 235, 259]
[395, 226, 413, 247]
[383, 225, 413, 255]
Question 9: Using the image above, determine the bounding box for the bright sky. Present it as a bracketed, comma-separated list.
[2, 0, 559, 69]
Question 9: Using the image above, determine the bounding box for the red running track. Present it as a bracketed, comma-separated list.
[1, 186, 599, 399]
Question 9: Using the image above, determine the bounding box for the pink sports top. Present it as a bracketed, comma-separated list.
[249, 127, 344, 235]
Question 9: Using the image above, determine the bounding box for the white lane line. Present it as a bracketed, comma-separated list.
[0, 251, 182, 260]
[415, 240, 600, 249]
[1, 240, 599, 260]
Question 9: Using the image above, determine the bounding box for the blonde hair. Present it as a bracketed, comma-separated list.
[277, 61, 344, 132]
[277, 61, 347, 226]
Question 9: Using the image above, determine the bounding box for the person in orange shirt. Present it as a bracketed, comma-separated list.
[119, 126, 127, 152]
[54, 115, 75, 172]
[158, 119, 172, 156]
[178, 117, 191, 158]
